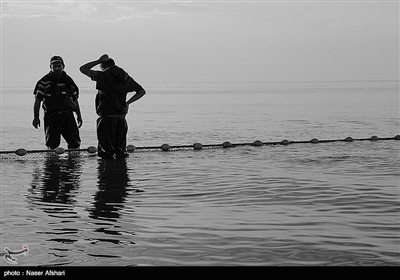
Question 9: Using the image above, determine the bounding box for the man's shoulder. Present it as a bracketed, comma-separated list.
[64, 73, 78, 84]
[37, 72, 53, 83]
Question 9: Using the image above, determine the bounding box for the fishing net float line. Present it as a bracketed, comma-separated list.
[0, 135, 399, 158]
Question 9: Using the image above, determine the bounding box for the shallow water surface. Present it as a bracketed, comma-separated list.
[1, 81, 399, 266]
[1, 140, 399, 266]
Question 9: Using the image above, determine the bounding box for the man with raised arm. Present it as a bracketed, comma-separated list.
[80, 54, 146, 159]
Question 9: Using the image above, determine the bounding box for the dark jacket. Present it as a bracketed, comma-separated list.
[91, 66, 144, 117]
[33, 71, 79, 114]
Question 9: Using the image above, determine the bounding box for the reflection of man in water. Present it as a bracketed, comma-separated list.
[89, 159, 130, 220]
[29, 155, 82, 211]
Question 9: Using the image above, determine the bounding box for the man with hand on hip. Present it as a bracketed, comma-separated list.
[80, 54, 146, 159]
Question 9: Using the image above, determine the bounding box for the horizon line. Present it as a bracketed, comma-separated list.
[1, 79, 399, 83]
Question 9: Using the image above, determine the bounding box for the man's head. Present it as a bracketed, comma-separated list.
[50, 56, 65, 77]
[100, 58, 115, 71]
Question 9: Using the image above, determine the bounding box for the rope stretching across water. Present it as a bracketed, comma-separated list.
[0, 135, 399, 157]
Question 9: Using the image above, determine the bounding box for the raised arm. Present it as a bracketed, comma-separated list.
[79, 60, 100, 78]
[79, 54, 110, 77]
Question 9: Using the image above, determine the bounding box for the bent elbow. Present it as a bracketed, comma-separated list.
[79, 66, 90, 76]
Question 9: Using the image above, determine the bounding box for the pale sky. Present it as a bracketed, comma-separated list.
[0, 0, 399, 83]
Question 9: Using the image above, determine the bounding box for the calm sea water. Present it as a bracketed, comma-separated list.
[0, 81, 399, 267]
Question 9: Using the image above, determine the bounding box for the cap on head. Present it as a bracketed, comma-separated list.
[50, 56, 64, 66]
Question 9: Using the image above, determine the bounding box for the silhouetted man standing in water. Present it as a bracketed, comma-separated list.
[33, 55, 82, 149]
[80, 54, 146, 159]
